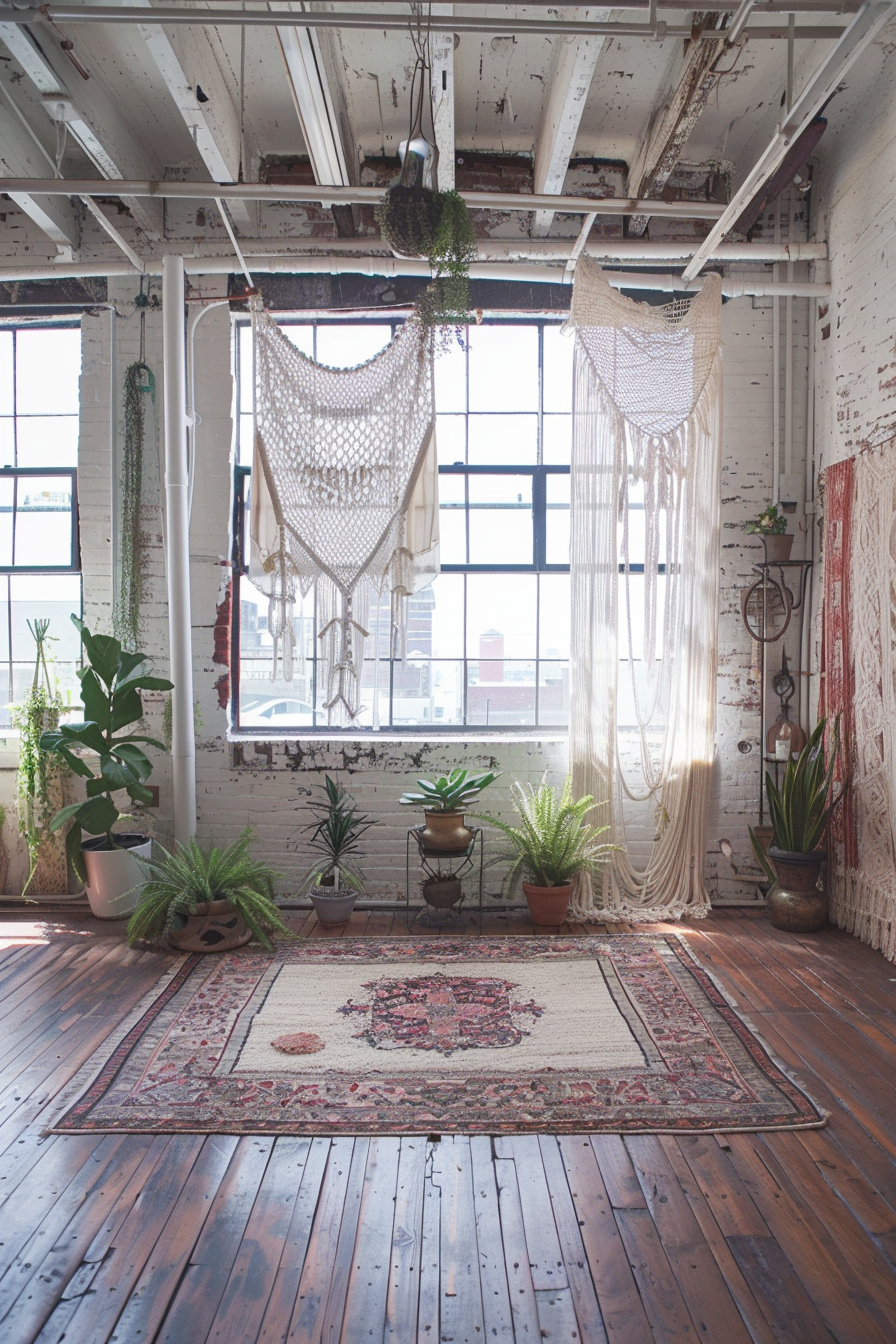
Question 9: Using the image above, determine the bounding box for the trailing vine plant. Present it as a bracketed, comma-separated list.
[12, 620, 68, 895]
[116, 360, 156, 651]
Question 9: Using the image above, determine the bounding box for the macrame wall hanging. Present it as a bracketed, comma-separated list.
[566, 258, 723, 921]
[250, 303, 439, 723]
[115, 359, 156, 652]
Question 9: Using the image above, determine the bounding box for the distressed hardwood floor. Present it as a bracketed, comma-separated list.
[2, 906, 896, 1343]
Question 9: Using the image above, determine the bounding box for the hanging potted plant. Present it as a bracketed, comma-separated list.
[12, 619, 69, 896]
[39, 614, 172, 919]
[743, 503, 793, 563]
[300, 775, 374, 926]
[374, 15, 476, 325]
[749, 716, 846, 932]
[126, 828, 289, 952]
[400, 767, 500, 854]
[477, 776, 618, 929]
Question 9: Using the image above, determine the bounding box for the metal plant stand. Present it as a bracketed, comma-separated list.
[405, 825, 484, 932]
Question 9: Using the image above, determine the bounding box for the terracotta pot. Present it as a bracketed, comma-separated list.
[762, 533, 794, 563]
[309, 885, 358, 926]
[81, 833, 152, 920]
[167, 898, 252, 952]
[767, 848, 827, 932]
[422, 876, 463, 909]
[420, 810, 474, 854]
[522, 881, 572, 929]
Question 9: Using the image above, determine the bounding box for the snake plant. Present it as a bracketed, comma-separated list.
[749, 716, 846, 883]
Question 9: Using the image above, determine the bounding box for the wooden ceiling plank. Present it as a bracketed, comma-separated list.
[0, 104, 80, 247]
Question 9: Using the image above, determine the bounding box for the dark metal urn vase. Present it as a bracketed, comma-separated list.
[767, 848, 827, 932]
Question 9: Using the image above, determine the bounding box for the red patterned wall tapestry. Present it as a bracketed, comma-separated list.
[822, 450, 896, 963]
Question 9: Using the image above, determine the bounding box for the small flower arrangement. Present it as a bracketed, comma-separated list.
[743, 503, 788, 536]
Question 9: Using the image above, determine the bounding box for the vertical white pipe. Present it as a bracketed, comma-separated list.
[162, 256, 197, 844]
[772, 199, 781, 500]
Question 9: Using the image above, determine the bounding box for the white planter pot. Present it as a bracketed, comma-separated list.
[81, 834, 152, 920]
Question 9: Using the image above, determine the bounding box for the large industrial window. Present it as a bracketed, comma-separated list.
[232, 318, 572, 733]
[0, 325, 82, 727]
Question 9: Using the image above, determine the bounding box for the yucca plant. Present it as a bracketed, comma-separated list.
[476, 776, 618, 891]
[400, 767, 500, 813]
[300, 775, 374, 893]
[126, 828, 289, 949]
[749, 716, 846, 885]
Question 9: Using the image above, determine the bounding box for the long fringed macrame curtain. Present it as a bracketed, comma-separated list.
[250, 305, 438, 723]
[821, 450, 896, 962]
[567, 259, 723, 921]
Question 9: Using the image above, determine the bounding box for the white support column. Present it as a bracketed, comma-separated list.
[162, 255, 197, 845]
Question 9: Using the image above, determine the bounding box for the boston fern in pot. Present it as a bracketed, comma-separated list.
[300, 775, 375, 927]
[749, 716, 846, 932]
[126, 828, 289, 952]
[477, 777, 618, 929]
[39, 614, 172, 920]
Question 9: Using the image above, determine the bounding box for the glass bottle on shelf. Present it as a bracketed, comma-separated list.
[774, 719, 793, 761]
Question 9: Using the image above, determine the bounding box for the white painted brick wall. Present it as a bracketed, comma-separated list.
[0, 275, 812, 906]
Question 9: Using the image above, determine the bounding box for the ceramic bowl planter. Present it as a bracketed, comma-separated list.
[420, 810, 473, 854]
[82, 834, 152, 920]
[308, 884, 359, 927]
[422, 874, 463, 909]
[767, 848, 827, 932]
[522, 881, 572, 929]
[167, 898, 252, 952]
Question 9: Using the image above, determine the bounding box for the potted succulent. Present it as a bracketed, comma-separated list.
[39, 615, 172, 919]
[477, 776, 617, 929]
[749, 716, 846, 932]
[300, 775, 374, 926]
[400, 767, 500, 854]
[743, 502, 793, 562]
[126, 828, 289, 952]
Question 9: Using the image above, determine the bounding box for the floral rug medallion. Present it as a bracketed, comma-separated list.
[45, 936, 827, 1136]
[340, 972, 544, 1055]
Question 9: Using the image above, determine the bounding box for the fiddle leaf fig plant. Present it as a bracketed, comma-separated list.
[39, 614, 173, 881]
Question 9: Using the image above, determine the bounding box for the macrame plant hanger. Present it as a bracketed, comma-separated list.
[566, 258, 723, 921]
[249, 302, 439, 723]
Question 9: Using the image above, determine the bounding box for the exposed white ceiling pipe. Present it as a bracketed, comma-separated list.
[0, 176, 728, 221]
[187, 238, 827, 263]
[0, 254, 830, 296]
[0, 5, 849, 38]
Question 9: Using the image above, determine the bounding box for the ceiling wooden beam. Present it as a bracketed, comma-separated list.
[0, 20, 164, 236]
[137, 6, 254, 229]
[625, 11, 728, 236]
[0, 106, 80, 247]
[532, 14, 610, 237]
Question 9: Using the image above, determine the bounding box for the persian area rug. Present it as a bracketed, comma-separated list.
[46, 936, 826, 1136]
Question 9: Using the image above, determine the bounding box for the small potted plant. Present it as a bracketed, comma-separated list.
[39, 615, 172, 919]
[743, 503, 793, 562]
[400, 767, 500, 854]
[300, 775, 374, 926]
[749, 716, 846, 932]
[477, 776, 617, 928]
[126, 828, 289, 951]
[421, 868, 464, 910]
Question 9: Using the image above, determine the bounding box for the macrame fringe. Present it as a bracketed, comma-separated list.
[831, 867, 896, 964]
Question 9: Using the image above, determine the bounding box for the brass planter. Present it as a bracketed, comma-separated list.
[422, 875, 464, 909]
[767, 848, 827, 932]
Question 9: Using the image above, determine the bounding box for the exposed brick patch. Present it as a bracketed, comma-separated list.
[213, 577, 232, 709]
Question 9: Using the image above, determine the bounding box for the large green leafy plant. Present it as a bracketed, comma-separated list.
[400, 767, 500, 813]
[39, 614, 172, 879]
[300, 775, 374, 893]
[127, 828, 289, 949]
[749, 716, 845, 883]
[477, 776, 618, 891]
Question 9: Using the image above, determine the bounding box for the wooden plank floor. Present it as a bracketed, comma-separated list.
[2, 907, 896, 1343]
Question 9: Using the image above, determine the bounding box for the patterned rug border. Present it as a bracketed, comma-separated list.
[41, 935, 829, 1137]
